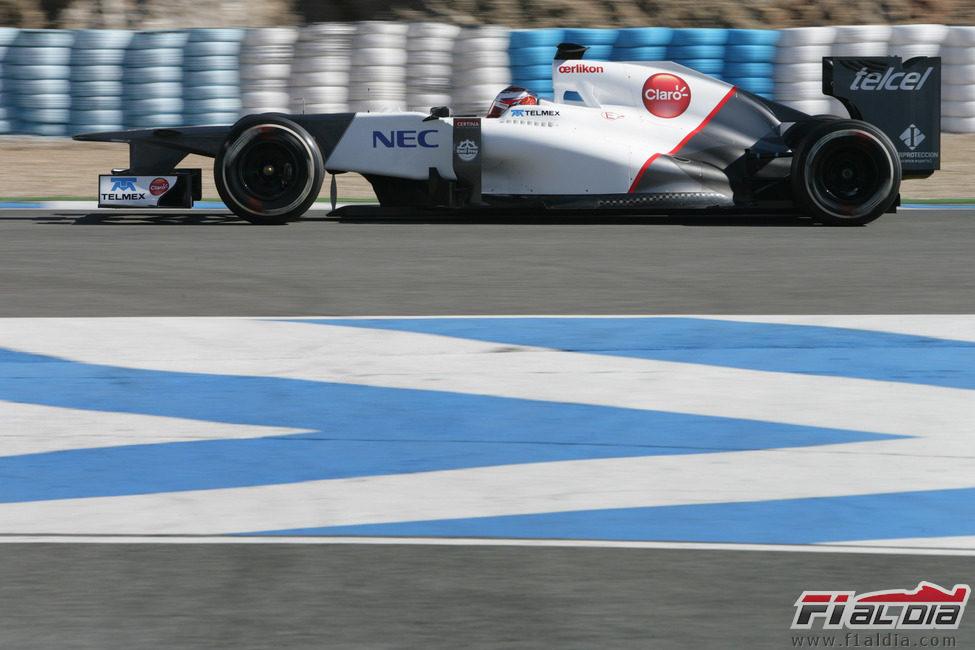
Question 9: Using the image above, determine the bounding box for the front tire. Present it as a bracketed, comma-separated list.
[214, 114, 324, 224]
[790, 119, 900, 226]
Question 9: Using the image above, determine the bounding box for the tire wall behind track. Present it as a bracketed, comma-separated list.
[0, 23, 973, 136]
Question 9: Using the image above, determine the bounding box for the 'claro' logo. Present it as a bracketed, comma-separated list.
[642, 73, 691, 118]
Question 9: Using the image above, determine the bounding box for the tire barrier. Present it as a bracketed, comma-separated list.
[610, 27, 672, 62]
[0, 24, 973, 135]
[240, 27, 297, 115]
[6, 29, 74, 136]
[289, 23, 352, 115]
[0, 27, 18, 134]
[943, 26, 975, 133]
[508, 28, 563, 99]
[183, 28, 244, 126]
[69, 29, 132, 134]
[562, 28, 616, 63]
[722, 29, 778, 99]
[452, 25, 510, 116]
[774, 26, 846, 116]
[348, 21, 408, 113]
[666, 27, 728, 79]
[830, 24, 891, 58]
[406, 22, 460, 113]
[123, 30, 188, 129]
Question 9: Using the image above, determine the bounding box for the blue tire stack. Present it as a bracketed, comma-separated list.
[123, 30, 187, 128]
[721, 29, 778, 98]
[6, 29, 74, 136]
[69, 29, 132, 134]
[0, 27, 17, 133]
[610, 27, 672, 62]
[666, 28, 728, 77]
[183, 28, 243, 126]
[508, 28, 564, 98]
[562, 28, 617, 62]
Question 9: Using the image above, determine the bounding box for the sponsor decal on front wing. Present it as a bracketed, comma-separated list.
[98, 175, 178, 207]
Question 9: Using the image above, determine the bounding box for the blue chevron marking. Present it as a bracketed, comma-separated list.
[248, 487, 975, 544]
[294, 317, 975, 390]
[0, 347, 901, 502]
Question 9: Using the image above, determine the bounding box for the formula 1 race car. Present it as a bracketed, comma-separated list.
[75, 44, 942, 226]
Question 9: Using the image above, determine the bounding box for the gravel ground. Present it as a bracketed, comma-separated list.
[1, 133, 971, 201]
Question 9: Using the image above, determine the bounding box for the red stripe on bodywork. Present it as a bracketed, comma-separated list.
[627, 86, 738, 194]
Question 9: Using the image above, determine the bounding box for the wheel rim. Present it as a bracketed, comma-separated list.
[222, 124, 316, 217]
[804, 129, 895, 219]
[240, 141, 300, 201]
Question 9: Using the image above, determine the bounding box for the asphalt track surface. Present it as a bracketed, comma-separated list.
[1, 206, 975, 649]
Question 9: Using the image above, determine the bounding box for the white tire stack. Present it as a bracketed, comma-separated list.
[830, 24, 891, 57]
[240, 27, 297, 115]
[289, 22, 353, 114]
[6, 29, 75, 136]
[348, 21, 408, 112]
[773, 26, 846, 116]
[0, 27, 18, 133]
[888, 24, 947, 61]
[182, 28, 244, 126]
[123, 30, 188, 128]
[942, 26, 975, 133]
[405, 22, 461, 113]
[69, 29, 133, 134]
[450, 25, 511, 116]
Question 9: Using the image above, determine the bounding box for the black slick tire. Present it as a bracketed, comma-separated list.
[214, 114, 324, 224]
[790, 119, 901, 226]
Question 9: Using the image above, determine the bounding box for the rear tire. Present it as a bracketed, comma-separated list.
[790, 119, 900, 226]
[214, 114, 324, 224]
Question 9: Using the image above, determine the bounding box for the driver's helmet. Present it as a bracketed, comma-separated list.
[487, 86, 539, 118]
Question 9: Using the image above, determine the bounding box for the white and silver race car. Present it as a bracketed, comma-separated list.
[75, 44, 942, 226]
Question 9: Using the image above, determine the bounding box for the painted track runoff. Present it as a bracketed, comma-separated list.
[1, 207, 974, 648]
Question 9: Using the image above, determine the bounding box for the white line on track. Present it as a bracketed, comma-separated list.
[1, 535, 974, 556]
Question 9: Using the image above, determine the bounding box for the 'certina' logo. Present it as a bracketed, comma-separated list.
[558, 64, 604, 74]
[850, 66, 934, 91]
[642, 73, 691, 118]
[109, 177, 137, 192]
[791, 582, 970, 630]
[454, 118, 480, 128]
[149, 178, 170, 196]
[509, 109, 560, 117]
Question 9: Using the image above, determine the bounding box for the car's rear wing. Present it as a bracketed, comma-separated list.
[823, 56, 941, 178]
